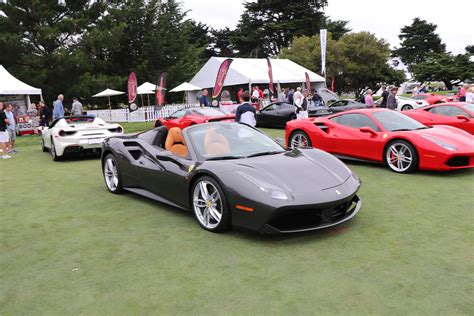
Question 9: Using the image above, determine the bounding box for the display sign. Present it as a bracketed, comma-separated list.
[305, 72, 311, 91]
[212, 59, 233, 99]
[155, 72, 167, 107]
[128, 71, 138, 112]
[320, 29, 327, 75]
[266, 58, 275, 97]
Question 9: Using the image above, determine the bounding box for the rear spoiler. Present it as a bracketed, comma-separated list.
[206, 115, 235, 123]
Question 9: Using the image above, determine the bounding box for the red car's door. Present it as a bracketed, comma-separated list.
[425, 105, 474, 134]
[326, 113, 385, 161]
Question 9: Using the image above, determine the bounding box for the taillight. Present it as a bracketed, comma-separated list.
[58, 130, 76, 136]
[108, 126, 123, 133]
[117, 126, 123, 133]
[416, 101, 422, 104]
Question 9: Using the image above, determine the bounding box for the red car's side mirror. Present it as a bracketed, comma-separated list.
[359, 126, 377, 136]
[457, 115, 470, 122]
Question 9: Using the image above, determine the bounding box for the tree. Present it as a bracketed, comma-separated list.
[413, 52, 474, 90]
[392, 18, 446, 71]
[280, 32, 405, 96]
[230, 0, 349, 57]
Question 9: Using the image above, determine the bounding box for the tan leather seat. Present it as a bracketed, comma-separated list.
[204, 128, 230, 156]
[165, 127, 188, 157]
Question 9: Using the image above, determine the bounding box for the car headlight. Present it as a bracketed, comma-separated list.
[422, 135, 457, 151]
[236, 171, 293, 200]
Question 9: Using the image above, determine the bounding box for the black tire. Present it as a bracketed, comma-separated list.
[384, 140, 419, 174]
[41, 138, 48, 152]
[50, 137, 62, 161]
[401, 104, 413, 111]
[103, 154, 124, 194]
[191, 176, 231, 233]
[289, 130, 312, 149]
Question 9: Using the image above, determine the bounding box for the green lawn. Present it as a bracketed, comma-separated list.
[1, 123, 473, 315]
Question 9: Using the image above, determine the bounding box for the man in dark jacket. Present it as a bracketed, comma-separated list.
[380, 86, 389, 108]
[39, 101, 50, 126]
[235, 91, 256, 126]
[386, 87, 398, 110]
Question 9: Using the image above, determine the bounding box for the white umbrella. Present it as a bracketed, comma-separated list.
[93, 88, 125, 108]
[170, 82, 201, 92]
[137, 82, 156, 95]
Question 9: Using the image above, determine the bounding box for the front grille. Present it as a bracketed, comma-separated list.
[446, 156, 470, 167]
[267, 196, 358, 232]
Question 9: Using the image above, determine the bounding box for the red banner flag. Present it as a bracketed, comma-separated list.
[128, 71, 138, 112]
[267, 58, 275, 97]
[155, 72, 167, 107]
[331, 76, 336, 92]
[212, 59, 233, 99]
[305, 72, 311, 91]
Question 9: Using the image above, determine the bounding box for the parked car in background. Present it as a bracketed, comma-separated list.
[403, 102, 474, 134]
[375, 95, 429, 111]
[154, 107, 234, 129]
[256, 102, 330, 128]
[327, 99, 370, 113]
[412, 93, 458, 105]
[286, 108, 474, 173]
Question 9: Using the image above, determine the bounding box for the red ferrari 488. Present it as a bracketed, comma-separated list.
[154, 107, 234, 129]
[286, 109, 474, 173]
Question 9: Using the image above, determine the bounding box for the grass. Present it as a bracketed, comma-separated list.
[1, 123, 473, 315]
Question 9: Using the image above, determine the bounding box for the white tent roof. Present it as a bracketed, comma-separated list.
[170, 82, 201, 92]
[0, 65, 42, 95]
[189, 57, 325, 89]
[92, 88, 125, 97]
[137, 82, 155, 95]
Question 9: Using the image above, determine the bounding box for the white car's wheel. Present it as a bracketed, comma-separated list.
[41, 138, 48, 152]
[50, 137, 62, 161]
[401, 104, 413, 111]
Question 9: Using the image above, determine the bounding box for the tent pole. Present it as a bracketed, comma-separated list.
[147, 94, 150, 107]
[108, 96, 111, 109]
[141, 94, 144, 107]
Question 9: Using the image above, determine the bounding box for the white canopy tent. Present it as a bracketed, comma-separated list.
[170, 82, 201, 92]
[93, 88, 125, 108]
[0, 65, 42, 95]
[190, 57, 325, 90]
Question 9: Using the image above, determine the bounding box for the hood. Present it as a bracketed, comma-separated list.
[228, 149, 351, 195]
[413, 126, 474, 149]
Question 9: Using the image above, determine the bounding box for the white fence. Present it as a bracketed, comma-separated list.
[86, 104, 198, 122]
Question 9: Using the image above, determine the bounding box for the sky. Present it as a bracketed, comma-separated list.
[180, 0, 473, 54]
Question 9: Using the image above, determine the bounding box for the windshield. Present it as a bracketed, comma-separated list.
[462, 103, 474, 113]
[372, 111, 426, 131]
[194, 108, 227, 117]
[187, 123, 284, 160]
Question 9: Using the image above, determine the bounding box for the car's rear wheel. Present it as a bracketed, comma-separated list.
[384, 140, 418, 173]
[50, 137, 62, 161]
[103, 154, 123, 194]
[192, 176, 230, 233]
[289, 131, 312, 149]
[41, 138, 48, 152]
[401, 104, 413, 111]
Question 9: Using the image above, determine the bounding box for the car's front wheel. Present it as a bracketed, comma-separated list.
[192, 176, 230, 233]
[41, 138, 48, 152]
[384, 140, 418, 173]
[289, 131, 312, 149]
[103, 154, 123, 194]
[401, 104, 413, 111]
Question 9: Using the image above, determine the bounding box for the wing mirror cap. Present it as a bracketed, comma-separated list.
[359, 126, 377, 135]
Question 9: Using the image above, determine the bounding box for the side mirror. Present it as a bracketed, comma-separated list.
[457, 115, 470, 122]
[360, 126, 377, 136]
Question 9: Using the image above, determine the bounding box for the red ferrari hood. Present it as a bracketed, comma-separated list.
[412, 126, 474, 150]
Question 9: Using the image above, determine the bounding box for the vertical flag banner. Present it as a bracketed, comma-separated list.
[128, 71, 138, 112]
[305, 72, 311, 91]
[320, 29, 327, 76]
[212, 58, 233, 99]
[266, 58, 275, 97]
[155, 72, 167, 107]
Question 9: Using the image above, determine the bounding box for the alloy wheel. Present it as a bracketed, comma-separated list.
[104, 157, 119, 191]
[290, 132, 309, 148]
[193, 180, 223, 229]
[386, 142, 413, 172]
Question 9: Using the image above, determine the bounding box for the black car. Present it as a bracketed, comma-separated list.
[327, 99, 369, 113]
[256, 102, 330, 128]
[101, 122, 361, 234]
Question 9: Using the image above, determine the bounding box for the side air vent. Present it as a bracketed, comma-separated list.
[123, 141, 142, 160]
[314, 123, 329, 133]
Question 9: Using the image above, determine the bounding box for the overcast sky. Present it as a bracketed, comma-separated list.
[180, 0, 473, 54]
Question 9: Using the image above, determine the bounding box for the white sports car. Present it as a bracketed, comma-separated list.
[376, 95, 429, 111]
[40, 116, 123, 161]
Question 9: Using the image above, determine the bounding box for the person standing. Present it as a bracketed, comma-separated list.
[4, 104, 16, 154]
[257, 85, 264, 100]
[0, 102, 11, 159]
[235, 91, 256, 126]
[53, 94, 64, 119]
[297, 90, 310, 119]
[458, 84, 468, 102]
[198, 89, 210, 107]
[277, 88, 286, 102]
[380, 86, 389, 108]
[237, 88, 244, 103]
[71, 97, 83, 116]
[287, 88, 294, 104]
[387, 87, 398, 110]
[312, 89, 323, 106]
[39, 101, 50, 127]
[293, 87, 303, 107]
[251, 86, 259, 103]
[364, 89, 376, 107]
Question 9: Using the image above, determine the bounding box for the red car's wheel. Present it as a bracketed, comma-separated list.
[289, 131, 312, 149]
[384, 140, 418, 173]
